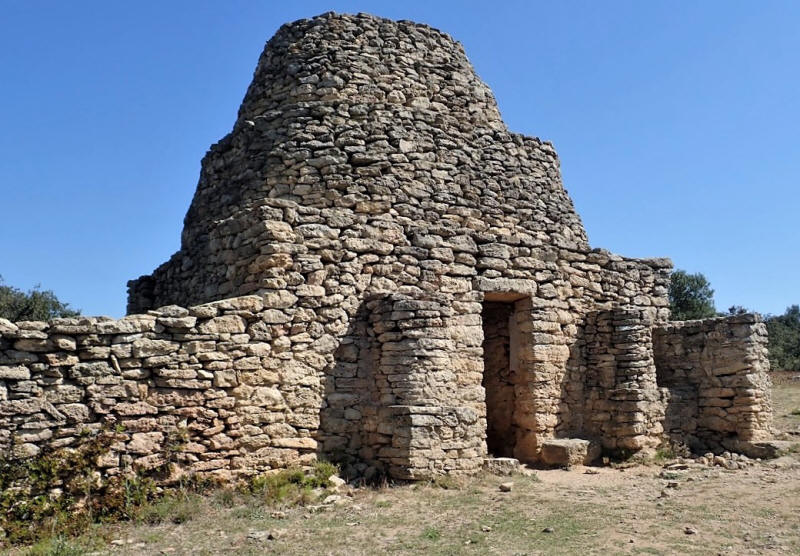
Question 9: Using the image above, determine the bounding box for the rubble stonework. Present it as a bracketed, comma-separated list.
[1, 13, 773, 481]
[653, 314, 773, 452]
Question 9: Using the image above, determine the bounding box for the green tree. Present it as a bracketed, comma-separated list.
[766, 305, 800, 371]
[0, 276, 80, 321]
[668, 269, 717, 321]
[726, 305, 749, 315]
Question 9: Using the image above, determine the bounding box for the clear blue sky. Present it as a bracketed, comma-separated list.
[1, 1, 797, 318]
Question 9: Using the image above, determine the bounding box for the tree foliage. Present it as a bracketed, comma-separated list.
[726, 305, 749, 315]
[0, 276, 80, 322]
[766, 305, 800, 371]
[668, 270, 717, 321]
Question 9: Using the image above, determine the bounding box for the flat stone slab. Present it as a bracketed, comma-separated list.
[483, 457, 520, 475]
[540, 438, 601, 466]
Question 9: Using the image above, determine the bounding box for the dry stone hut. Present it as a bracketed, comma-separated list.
[1, 13, 773, 481]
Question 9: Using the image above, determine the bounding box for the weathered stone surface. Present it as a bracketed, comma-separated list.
[132, 339, 179, 358]
[198, 315, 247, 334]
[128, 432, 164, 454]
[0, 13, 772, 485]
[0, 365, 31, 380]
[540, 439, 601, 466]
[483, 457, 520, 476]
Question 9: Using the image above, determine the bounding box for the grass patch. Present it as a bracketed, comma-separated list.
[428, 474, 463, 490]
[652, 441, 690, 463]
[23, 535, 87, 556]
[421, 526, 441, 540]
[135, 491, 200, 525]
[243, 461, 340, 508]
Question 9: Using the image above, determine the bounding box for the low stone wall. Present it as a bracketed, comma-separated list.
[0, 295, 775, 483]
[0, 295, 323, 481]
[653, 314, 773, 453]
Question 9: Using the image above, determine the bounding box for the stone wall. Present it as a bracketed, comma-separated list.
[126, 12, 669, 316]
[0, 12, 775, 483]
[653, 314, 773, 453]
[0, 290, 488, 482]
[121, 11, 678, 467]
[0, 298, 775, 481]
[581, 310, 665, 453]
[356, 293, 486, 479]
[0, 296, 324, 481]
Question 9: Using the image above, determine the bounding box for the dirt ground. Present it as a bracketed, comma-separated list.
[8, 375, 800, 556]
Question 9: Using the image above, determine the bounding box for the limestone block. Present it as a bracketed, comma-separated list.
[13, 338, 52, 352]
[214, 370, 238, 388]
[128, 432, 164, 454]
[272, 437, 317, 450]
[158, 316, 197, 329]
[251, 387, 285, 408]
[59, 403, 90, 422]
[132, 339, 179, 358]
[115, 402, 158, 416]
[198, 315, 247, 334]
[262, 291, 298, 309]
[0, 317, 19, 335]
[94, 315, 156, 334]
[0, 365, 31, 380]
[540, 439, 601, 466]
[51, 335, 77, 351]
[44, 385, 84, 404]
[259, 310, 290, 324]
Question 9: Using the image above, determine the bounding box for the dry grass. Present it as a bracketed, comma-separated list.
[772, 370, 800, 435]
[6, 379, 800, 556]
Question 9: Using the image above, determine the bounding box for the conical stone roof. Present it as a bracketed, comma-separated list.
[128, 12, 589, 312]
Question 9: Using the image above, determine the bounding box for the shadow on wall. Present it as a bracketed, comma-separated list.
[317, 295, 413, 480]
[316, 298, 378, 479]
[317, 292, 488, 481]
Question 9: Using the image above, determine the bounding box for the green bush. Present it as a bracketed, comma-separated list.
[243, 461, 340, 507]
[0, 430, 193, 547]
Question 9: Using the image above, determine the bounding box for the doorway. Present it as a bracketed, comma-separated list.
[481, 300, 518, 457]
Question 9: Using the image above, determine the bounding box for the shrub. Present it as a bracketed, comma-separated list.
[243, 461, 340, 507]
[0, 429, 205, 547]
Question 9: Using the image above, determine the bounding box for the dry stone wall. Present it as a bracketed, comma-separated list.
[0, 297, 323, 481]
[653, 314, 773, 453]
[120, 13, 680, 476]
[127, 12, 666, 315]
[0, 12, 775, 482]
[582, 310, 664, 453]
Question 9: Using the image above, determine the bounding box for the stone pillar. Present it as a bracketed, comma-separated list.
[362, 293, 486, 479]
[605, 310, 662, 452]
[511, 301, 573, 461]
[584, 309, 663, 453]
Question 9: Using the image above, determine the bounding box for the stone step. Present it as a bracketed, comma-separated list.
[540, 438, 601, 466]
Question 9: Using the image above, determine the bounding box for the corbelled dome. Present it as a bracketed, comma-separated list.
[129, 12, 588, 312]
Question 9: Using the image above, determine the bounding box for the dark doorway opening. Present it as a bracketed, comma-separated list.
[481, 300, 517, 458]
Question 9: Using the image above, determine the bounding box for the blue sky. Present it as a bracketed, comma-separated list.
[1, 1, 797, 318]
